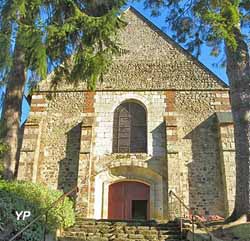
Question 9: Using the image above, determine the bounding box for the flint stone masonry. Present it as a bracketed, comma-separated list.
[18, 6, 235, 220]
[38, 8, 227, 91]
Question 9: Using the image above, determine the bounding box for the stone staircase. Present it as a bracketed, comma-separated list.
[58, 217, 186, 241]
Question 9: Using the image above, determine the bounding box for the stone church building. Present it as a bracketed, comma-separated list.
[17, 7, 236, 221]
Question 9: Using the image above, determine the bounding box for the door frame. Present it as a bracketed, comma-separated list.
[93, 168, 164, 220]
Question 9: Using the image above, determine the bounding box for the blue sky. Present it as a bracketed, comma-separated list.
[1, 1, 229, 124]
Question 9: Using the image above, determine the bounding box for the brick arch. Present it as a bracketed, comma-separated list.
[111, 94, 149, 113]
[111, 179, 150, 187]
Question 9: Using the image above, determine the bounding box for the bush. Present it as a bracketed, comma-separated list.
[0, 180, 75, 241]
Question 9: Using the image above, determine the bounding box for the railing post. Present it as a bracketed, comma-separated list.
[43, 212, 48, 241]
[170, 191, 173, 220]
[191, 212, 195, 241]
[180, 201, 183, 240]
[169, 190, 172, 220]
[168, 190, 214, 241]
[210, 234, 212, 241]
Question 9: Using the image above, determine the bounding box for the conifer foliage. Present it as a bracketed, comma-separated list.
[47, 0, 126, 89]
[0, 0, 126, 179]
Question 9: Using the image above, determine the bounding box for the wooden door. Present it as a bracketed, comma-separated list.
[108, 181, 150, 220]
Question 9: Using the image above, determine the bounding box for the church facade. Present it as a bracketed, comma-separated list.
[17, 7, 236, 221]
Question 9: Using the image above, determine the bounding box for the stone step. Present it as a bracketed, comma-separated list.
[60, 235, 184, 240]
[59, 238, 183, 241]
[63, 231, 182, 237]
[59, 218, 185, 241]
[74, 219, 177, 227]
[66, 229, 181, 236]
[72, 222, 180, 229]
[72, 223, 173, 229]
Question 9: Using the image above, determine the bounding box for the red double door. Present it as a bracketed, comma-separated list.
[108, 181, 150, 220]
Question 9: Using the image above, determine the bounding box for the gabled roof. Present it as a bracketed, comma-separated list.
[127, 6, 228, 89]
[38, 6, 229, 91]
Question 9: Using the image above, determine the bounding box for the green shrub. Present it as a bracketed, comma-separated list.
[0, 180, 75, 241]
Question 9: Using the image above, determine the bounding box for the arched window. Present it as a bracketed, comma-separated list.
[113, 101, 147, 153]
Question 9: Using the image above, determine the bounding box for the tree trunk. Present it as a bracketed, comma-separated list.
[226, 27, 250, 221]
[2, 37, 26, 180]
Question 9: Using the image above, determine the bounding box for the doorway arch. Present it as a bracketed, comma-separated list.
[108, 181, 150, 220]
[93, 166, 164, 220]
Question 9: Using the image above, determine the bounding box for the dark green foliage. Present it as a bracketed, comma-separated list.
[0, 1, 126, 179]
[0, 180, 75, 241]
[0, 0, 47, 83]
[47, 1, 127, 89]
[0, 0, 126, 91]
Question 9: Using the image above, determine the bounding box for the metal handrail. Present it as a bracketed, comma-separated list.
[9, 186, 79, 241]
[169, 190, 213, 241]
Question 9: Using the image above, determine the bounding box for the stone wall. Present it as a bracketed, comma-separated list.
[38, 8, 227, 92]
[17, 94, 47, 181]
[17, 6, 236, 220]
[169, 90, 232, 217]
[18, 88, 235, 219]
[217, 121, 235, 216]
[18, 92, 96, 216]
[17, 122, 40, 181]
[92, 91, 167, 220]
